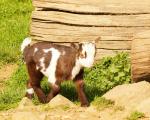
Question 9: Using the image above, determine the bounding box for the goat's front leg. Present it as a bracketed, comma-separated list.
[46, 81, 60, 103]
[74, 69, 89, 107]
[32, 84, 47, 103]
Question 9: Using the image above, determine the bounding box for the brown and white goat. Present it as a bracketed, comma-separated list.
[21, 37, 98, 107]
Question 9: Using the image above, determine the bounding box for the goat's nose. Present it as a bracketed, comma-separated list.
[90, 64, 94, 68]
[87, 63, 94, 68]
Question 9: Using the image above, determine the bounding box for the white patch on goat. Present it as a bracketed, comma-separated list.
[21, 37, 31, 52]
[62, 51, 66, 56]
[71, 59, 82, 79]
[36, 65, 39, 70]
[43, 49, 51, 53]
[26, 88, 34, 94]
[39, 57, 45, 72]
[79, 43, 96, 68]
[41, 48, 61, 84]
[34, 48, 38, 54]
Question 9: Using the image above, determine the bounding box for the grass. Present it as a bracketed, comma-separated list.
[0, 0, 32, 110]
[0, 63, 27, 110]
[0, 0, 33, 65]
[127, 111, 145, 120]
[91, 97, 114, 111]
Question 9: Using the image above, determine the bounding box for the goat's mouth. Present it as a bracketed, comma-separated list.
[78, 57, 94, 68]
[86, 63, 94, 68]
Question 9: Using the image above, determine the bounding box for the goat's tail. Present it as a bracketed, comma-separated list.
[21, 37, 31, 53]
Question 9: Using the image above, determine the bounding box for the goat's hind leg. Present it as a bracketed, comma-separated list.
[26, 62, 47, 103]
[25, 80, 34, 99]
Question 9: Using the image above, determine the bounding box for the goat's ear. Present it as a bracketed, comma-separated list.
[78, 43, 87, 58]
[78, 43, 82, 50]
[93, 37, 101, 44]
[70, 43, 79, 49]
[70, 43, 76, 48]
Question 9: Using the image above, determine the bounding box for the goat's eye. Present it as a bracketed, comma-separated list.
[80, 51, 87, 58]
[94, 51, 96, 57]
[85, 51, 87, 58]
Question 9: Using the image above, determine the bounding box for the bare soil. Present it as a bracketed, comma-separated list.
[0, 64, 18, 91]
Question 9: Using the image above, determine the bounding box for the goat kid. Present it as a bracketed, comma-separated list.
[21, 37, 98, 107]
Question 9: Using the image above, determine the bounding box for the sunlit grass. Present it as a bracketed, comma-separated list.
[0, 0, 33, 64]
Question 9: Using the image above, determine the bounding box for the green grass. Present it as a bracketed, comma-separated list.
[92, 97, 114, 110]
[0, 0, 33, 110]
[0, 0, 32, 65]
[127, 111, 145, 120]
[0, 63, 27, 110]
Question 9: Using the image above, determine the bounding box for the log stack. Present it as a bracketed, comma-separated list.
[31, 0, 150, 60]
[131, 31, 150, 82]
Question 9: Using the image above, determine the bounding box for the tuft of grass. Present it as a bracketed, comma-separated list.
[41, 105, 53, 112]
[60, 81, 77, 101]
[92, 97, 114, 111]
[41, 104, 70, 111]
[0, 0, 33, 64]
[127, 111, 145, 120]
[113, 106, 125, 112]
[59, 105, 71, 111]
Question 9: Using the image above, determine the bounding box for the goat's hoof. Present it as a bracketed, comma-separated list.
[25, 93, 34, 99]
[40, 99, 47, 104]
[81, 103, 90, 107]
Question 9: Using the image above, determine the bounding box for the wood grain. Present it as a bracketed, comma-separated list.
[95, 49, 130, 60]
[31, 0, 150, 61]
[32, 11, 150, 27]
[33, 0, 150, 14]
[131, 37, 150, 82]
[31, 21, 135, 41]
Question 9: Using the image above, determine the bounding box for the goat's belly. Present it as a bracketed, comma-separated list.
[41, 69, 57, 84]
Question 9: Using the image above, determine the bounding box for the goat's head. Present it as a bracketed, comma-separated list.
[76, 37, 100, 68]
[78, 42, 96, 68]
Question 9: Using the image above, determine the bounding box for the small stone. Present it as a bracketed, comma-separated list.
[17, 97, 34, 110]
[103, 81, 150, 110]
[48, 94, 76, 108]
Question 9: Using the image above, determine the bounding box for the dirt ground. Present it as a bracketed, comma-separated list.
[0, 64, 18, 91]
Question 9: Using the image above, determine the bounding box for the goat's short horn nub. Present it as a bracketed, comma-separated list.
[21, 37, 31, 52]
[94, 37, 101, 43]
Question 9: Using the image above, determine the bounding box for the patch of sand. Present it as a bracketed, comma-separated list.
[0, 64, 18, 90]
